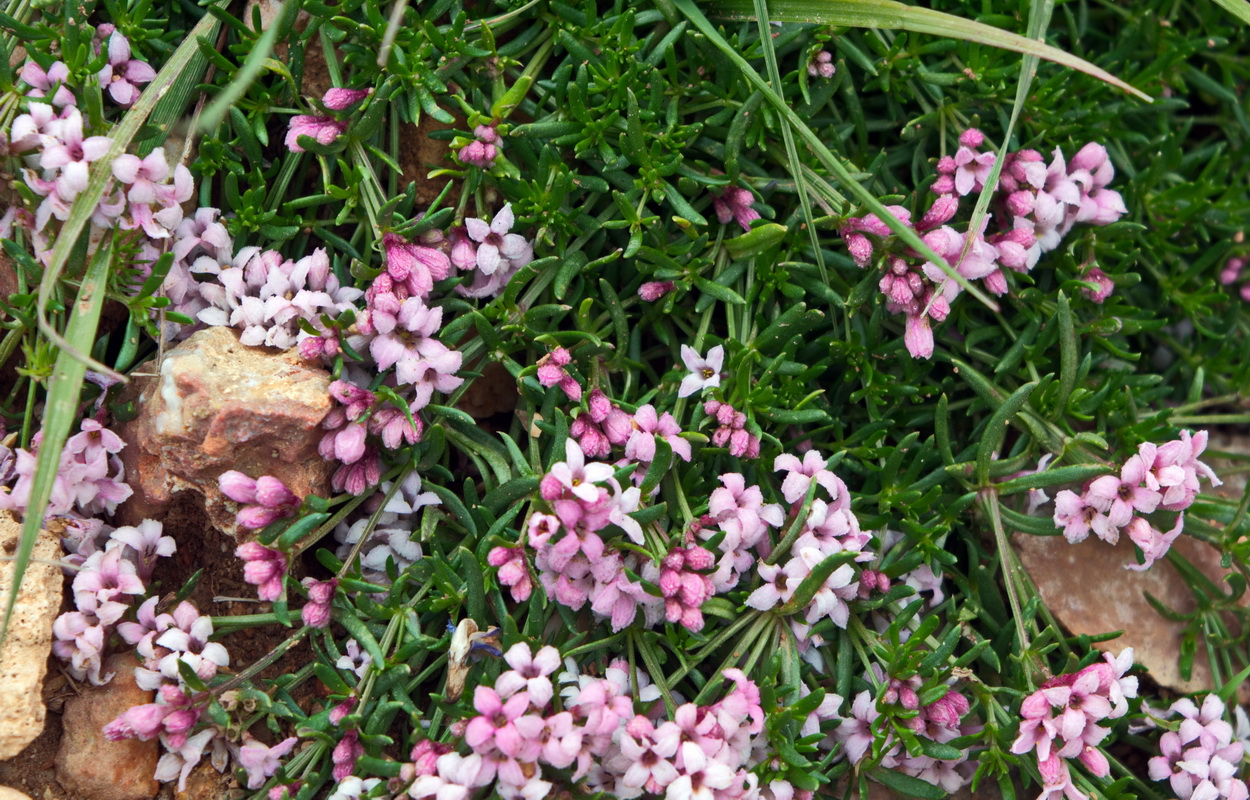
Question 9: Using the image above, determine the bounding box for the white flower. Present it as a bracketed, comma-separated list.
[678, 345, 724, 397]
[464, 204, 532, 276]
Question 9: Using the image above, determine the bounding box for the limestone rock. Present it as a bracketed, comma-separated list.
[1016, 532, 1245, 693]
[0, 513, 63, 759]
[0, 787, 33, 800]
[116, 326, 333, 537]
[55, 654, 157, 800]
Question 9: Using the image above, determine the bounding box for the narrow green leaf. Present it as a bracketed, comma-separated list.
[1055, 291, 1077, 418]
[778, 551, 858, 614]
[994, 464, 1110, 494]
[711, 0, 1150, 101]
[871, 767, 947, 800]
[1, 239, 112, 645]
[199, 0, 296, 133]
[1210, 0, 1250, 26]
[975, 381, 1037, 485]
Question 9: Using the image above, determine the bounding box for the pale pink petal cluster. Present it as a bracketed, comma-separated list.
[1050, 431, 1218, 569]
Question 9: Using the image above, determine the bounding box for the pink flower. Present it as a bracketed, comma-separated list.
[463, 204, 532, 276]
[536, 347, 581, 401]
[1124, 514, 1184, 571]
[547, 439, 614, 503]
[20, 60, 75, 106]
[1084, 450, 1161, 526]
[711, 186, 759, 231]
[464, 687, 543, 759]
[285, 115, 348, 152]
[678, 345, 724, 397]
[496, 643, 561, 707]
[625, 405, 692, 464]
[381, 233, 450, 298]
[773, 449, 844, 504]
[237, 735, 298, 789]
[219, 471, 301, 529]
[489, 545, 532, 602]
[1052, 489, 1118, 544]
[236, 542, 288, 601]
[97, 31, 156, 106]
[1081, 268, 1114, 303]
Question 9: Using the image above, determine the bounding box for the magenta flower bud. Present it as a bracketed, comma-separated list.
[1038, 752, 1066, 785]
[162, 707, 199, 736]
[602, 407, 632, 445]
[536, 362, 564, 387]
[918, 195, 959, 230]
[587, 389, 613, 422]
[935, 155, 957, 174]
[411, 740, 451, 775]
[255, 476, 298, 509]
[931, 174, 955, 194]
[703, 399, 723, 416]
[219, 470, 258, 504]
[558, 375, 582, 402]
[301, 601, 331, 628]
[332, 730, 363, 781]
[577, 427, 609, 459]
[237, 505, 287, 530]
[845, 231, 873, 267]
[1005, 190, 1035, 218]
[305, 577, 338, 605]
[899, 685, 919, 710]
[329, 696, 356, 725]
[638, 280, 676, 301]
[334, 424, 368, 464]
[1081, 268, 1114, 303]
[958, 128, 984, 148]
[1020, 690, 1051, 719]
[728, 429, 753, 457]
[473, 124, 498, 144]
[712, 427, 731, 448]
[996, 240, 1029, 271]
[1220, 257, 1246, 285]
[322, 87, 372, 110]
[459, 140, 490, 167]
[1240, 283, 1250, 303]
[103, 703, 168, 740]
[904, 313, 934, 360]
[448, 226, 477, 270]
[539, 473, 564, 501]
[983, 269, 1008, 296]
[1078, 744, 1110, 777]
[684, 546, 715, 571]
[659, 569, 682, 597]
[1069, 142, 1108, 173]
[1089, 188, 1127, 225]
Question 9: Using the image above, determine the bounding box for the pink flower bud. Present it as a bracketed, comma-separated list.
[255, 476, 298, 508]
[588, 389, 613, 422]
[601, 408, 633, 445]
[918, 195, 960, 230]
[237, 505, 286, 530]
[638, 280, 675, 301]
[959, 128, 984, 148]
[845, 231, 873, 267]
[936, 156, 957, 174]
[473, 124, 498, 144]
[1081, 268, 1114, 303]
[219, 470, 258, 504]
[1068, 142, 1108, 173]
[685, 546, 715, 571]
[330, 697, 356, 725]
[931, 174, 956, 194]
[322, 87, 372, 110]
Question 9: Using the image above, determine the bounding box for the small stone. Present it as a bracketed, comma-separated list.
[174, 760, 231, 800]
[1015, 532, 1246, 693]
[115, 326, 333, 537]
[0, 513, 62, 760]
[55, 654, 157, 800]
[0, 787, 33, 800]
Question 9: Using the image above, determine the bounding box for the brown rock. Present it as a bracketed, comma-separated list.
[115, 326, 333, 538]
[399, 115, 459, 206]
[457, 361, 518, 419]
[0, 514, 63, 759]
[55, 654, 158, 800]
[1016, 532, 1245, 693]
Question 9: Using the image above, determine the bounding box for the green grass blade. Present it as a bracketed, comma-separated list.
[673, 0, 1000, 312]
[750, 0, 827, 282]
[0, 238, 112, 646]
[711, 0, 1151, 102]
[1210, 0, 1250, 25]
[34, 4, 225, 382]
[954, 0, 1054, 296]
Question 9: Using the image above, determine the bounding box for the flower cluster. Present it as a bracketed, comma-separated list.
[379, 650, 798, 800]
[1011, 650, 1138, 800]
[1149, 694, 1250, 800]
[195, 246, 363, 350]
[1051, 431, 1220, 569]
[702, 400, 760, 459]
[1220, 256, 1250, 302]
[218, 470, 300, 529]
[0, 418, 131, 517]
[50, 520, 174, 686]
[746, 452, 868, 653]
[840, 129, 1127, 358]
[458, 123, 501, 168]
[285, 87, 367, 152]
[835, 675, 978, 792]
[333, 471, 440, 584]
